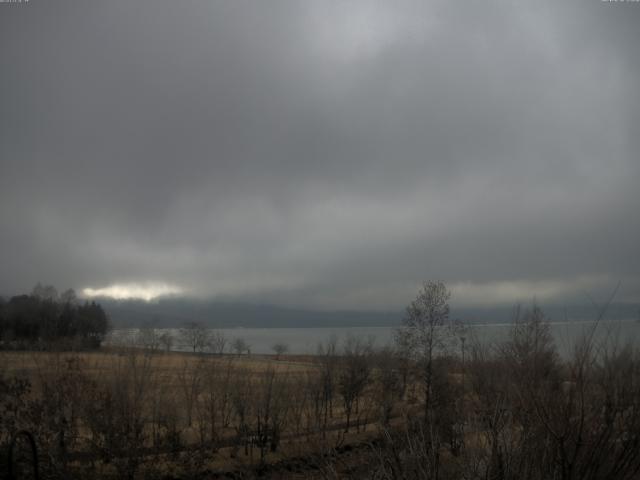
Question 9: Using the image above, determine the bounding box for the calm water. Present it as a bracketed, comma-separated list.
[105, 318, 640, 357]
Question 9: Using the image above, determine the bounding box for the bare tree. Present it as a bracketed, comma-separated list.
[395, 281, 452, 419]
[197, 357, 235, 447]
[338, 335, 372, 432]
[177, 358, 205, 428]
[29, 352, 89, 477]
[372, 347, 404, 425]
[272, 342, 289, 360]
[317, 336, 339, 433]
[232, 337, 249, 356]
[287, 374, 310, 436]
[158, 331, 173, 352]
[179, 321, 210, 353]
[252, 367, 290, 459]
[229, 367, 254, 457]
[82, 352, 156, 480]
[391, 281, 455, 478]
[136, 323, 161, 353]
[209, 330, 227, 355]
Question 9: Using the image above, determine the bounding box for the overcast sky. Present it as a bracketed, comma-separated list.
[1, 0, 639, 310]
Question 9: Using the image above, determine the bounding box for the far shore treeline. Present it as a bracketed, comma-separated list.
[0, 283, 110, 349]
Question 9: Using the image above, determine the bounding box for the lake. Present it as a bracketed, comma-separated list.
[105, 318, 640, 358]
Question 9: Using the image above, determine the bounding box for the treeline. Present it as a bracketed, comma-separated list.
[0, 284, 110, 349]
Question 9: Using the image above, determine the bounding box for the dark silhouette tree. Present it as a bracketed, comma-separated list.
[396, 281, 451, 418]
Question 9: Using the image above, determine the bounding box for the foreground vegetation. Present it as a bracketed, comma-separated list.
[1, 282, 639, 479]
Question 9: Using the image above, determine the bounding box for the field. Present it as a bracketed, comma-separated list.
[3, 311, 640, 480]
[0, 346, 419, 479]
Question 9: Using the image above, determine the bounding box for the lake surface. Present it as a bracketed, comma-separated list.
[105, 318, 640, 358]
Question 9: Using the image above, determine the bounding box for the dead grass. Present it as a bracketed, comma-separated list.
[0, 349, 316, 379]
[1, 348, 413, 478]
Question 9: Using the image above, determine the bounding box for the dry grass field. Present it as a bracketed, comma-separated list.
[0, 346, 416, 479]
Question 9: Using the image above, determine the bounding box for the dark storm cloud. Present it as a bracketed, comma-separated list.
[1, 0, 639, 309]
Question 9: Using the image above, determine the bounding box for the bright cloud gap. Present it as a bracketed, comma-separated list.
[82, 283, 184, 301]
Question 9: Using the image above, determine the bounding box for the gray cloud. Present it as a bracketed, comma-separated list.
[1, 0, 639, 309]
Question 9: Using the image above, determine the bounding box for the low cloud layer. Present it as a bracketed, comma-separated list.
[1, 1, 639, 310]
[82, 282, 184, 302]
